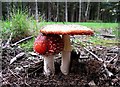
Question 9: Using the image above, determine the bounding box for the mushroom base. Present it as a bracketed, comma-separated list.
[43, 55, 55, 76]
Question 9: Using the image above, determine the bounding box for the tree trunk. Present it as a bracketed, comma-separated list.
[28, 1, 38, 21]
[85, 0, 90, 21]
[48, 2, 51, 21]
[6, 2, 11, 19]
[79, 0, 82, 22]
[97, 2, 100, 20]
[71, 9, 75, 22]
[0, 1, 2, 20]
[56, 2, 59, 22]
[81, 2, 85, 21]
[71, 4, 76, 22]
[65, 0, 68, 22]
[29, 2, 36, 17]
[35, 0, 39, 22]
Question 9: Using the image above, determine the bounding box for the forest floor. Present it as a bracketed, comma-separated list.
[1, 28, 120, 87]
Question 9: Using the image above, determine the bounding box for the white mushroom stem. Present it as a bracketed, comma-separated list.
[61, 35, 72, 75]
[43, 55, 55, 76]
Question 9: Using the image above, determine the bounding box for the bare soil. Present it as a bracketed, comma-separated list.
[1, 43, 120, 87]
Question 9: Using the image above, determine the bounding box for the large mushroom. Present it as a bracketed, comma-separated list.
[40, 24, 94, 75]
[33, 34, 64, 76]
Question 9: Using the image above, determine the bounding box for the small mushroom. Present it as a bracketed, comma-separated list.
[33, 34, 64, 76]
[40, 24, 94, 75]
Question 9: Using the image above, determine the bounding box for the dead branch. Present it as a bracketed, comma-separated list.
[105, 53, 118, 65]
[71, 38, 117, 77]
[83, 47, 115, 77]
[82, 47, 115, 77]
[70, 41, 114, 77]
[103, 63, 113, 77]
[28, 52, 39, 56]
[72, 41, 103, 62]
[12, 36, 34, 46]
[106, 42, 120, 45]
[83, 47, 103, 62]
[100, 34, 116, 38]
[28, 62, 43, 75]
[8, 68, 22, 79]
[10, 52, 25, 64]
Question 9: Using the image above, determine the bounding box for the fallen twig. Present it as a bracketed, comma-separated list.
[103, 63, 113, 77]
[100, 34, 116, 38]
[83, 47, 103, 62]
[28, 63, 43, 75]
[28, 52, 39, 56]
[83, 47, 115, 77]
[105, 53, 118, 65]
[72, 41, 103, 61]
[12, 36, 34, 46]
[10, 52, 25, 64]
[8, 68, 22, 79]
[106, 42, 120, 45]
[74, 42, 115, 77]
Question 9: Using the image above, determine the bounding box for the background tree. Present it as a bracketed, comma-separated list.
[35, 0, 38, 22]
[56, 2, 59, 22]
[85, 0, 91, 21]
[1, 2, 119, 23]
[0, 1, 2, 20]
[65, 0, 68, 22]
[79, 0, 82, 22]
[97, 2, 100, 20]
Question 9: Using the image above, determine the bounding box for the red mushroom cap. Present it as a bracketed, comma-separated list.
[33, 34, 47, 54]
[33, 34, 64, 56]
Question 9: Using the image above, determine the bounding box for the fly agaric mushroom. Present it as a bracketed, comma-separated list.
[33, 34, 64, 76]
[40, 24, 94, 75]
